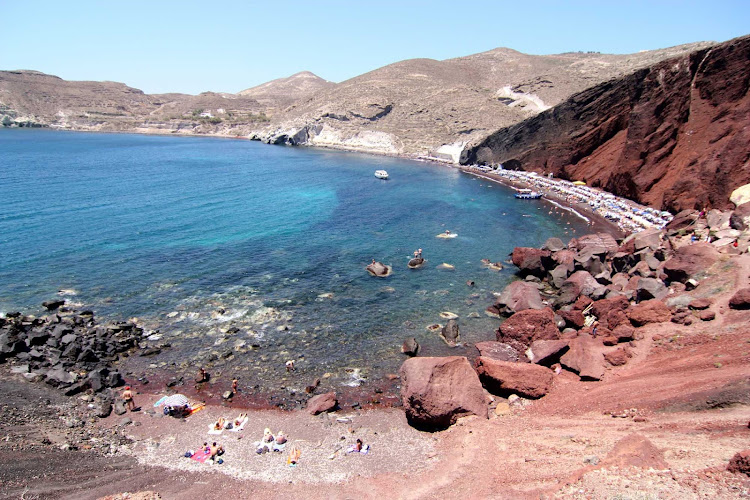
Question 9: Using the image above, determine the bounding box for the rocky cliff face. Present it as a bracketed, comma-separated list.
[461, 36, 750, 212]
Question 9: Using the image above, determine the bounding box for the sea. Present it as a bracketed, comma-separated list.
[0, 129, 592, 405]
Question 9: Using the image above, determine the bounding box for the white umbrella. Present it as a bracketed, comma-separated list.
[163, 394, 188, 407]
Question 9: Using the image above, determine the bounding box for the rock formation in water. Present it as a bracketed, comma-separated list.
[461, 35, 750, 212]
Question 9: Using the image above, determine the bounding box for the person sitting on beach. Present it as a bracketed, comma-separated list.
[262, 428, 274, 443]
[285, 360, 295, 372]
[196, 367, 209, 383]
[209, 442, 221, 461]
[346, 438, 370, 454]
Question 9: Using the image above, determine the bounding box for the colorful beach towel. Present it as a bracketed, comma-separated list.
[153, 395, 168, 407]
[190, 449, 211, 463]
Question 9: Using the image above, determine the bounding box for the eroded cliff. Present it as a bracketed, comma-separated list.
[461, 36, 750, 212]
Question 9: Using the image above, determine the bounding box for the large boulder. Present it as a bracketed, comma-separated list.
[440, 320, 460, 346]
[663, 243, 719, 283]
[730, 183, 750, 207]
[541, 237, 565, 252]
[366, 261, 391, 277]
[635, 277, 669, 302]
[568, 233, 619, 256]
[525, 339, 569, 365]
[730, 202, 750, 231]
[511, 247, 552, 277]
[496, 307, 559, 349]
[401, 338, 420, 356]
[474, 341, 522, 362]
[560, 337, 606, 380]
[632, 229, 662, 252]
[557, 271, 600, 305]
[627, 299, 672, 326]
[474, 357, 554, 398]
[591, 295, 630, 321]
[399, 356, 488, 429]
[729, 288, 750, 310]
[307, 391, 338, 415]
[493, 281, 544, 316]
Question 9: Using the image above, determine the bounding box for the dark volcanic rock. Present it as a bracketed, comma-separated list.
[401, 337, 420, 356]
[474, 357, 554, 398]
[399, 356, 488, 430]
[440, 319, 460, 346]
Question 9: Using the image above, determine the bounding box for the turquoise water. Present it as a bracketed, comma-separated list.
[0, 129, 591, 398]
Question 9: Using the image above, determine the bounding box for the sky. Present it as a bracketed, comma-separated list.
[1, 0, 748, 95]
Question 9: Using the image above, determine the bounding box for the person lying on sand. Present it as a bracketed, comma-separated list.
[287, 445, 301, 466]
[346, 438, 370, 454]
[213, 417, 226, 431]
[233, 413, 247, 427]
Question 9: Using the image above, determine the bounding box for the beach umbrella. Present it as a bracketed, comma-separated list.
[163, 393, 189, 407]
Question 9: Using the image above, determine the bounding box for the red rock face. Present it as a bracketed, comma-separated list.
[462, 36, 750, 212]
[496, 307, 560, 348]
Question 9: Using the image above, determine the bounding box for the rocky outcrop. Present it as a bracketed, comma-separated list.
[727, 450, 750, 475]
[474, 341, 522, 362]
[560, 337, 606, 380]
[496, 307, 560, 350]
[0, 302, 143, 395]
[728, 288, 750, 310]
[474, 357, 554, 398]
[662, 243, 719, 283]
[462, 35, 750, 212]
[399, 356, 487, 430]
[306, 391, 338, 415]
[491, 280, 544, 316]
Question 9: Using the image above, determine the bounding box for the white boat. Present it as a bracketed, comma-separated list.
[375, 170, 389, 179]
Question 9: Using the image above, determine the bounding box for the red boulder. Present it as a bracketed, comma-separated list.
[729, 287, 750, 310]
[663, 243, 719, 283]
[399, 356, 488, 429]
[511, 247, 552, 277]
[474, 357, 554, 398]
[560, 336, 606, 380]
[496, 307, 560, 349]
[307, 392, 338, 415]
[727, 450, 750, 475]
[627, 299, 672, 326]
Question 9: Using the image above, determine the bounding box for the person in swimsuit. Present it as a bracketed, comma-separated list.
[122, 386, 135, 411]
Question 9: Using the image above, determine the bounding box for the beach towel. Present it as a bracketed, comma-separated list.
[227, 416, 248, 432]
[208, 424, 224, 435]
[187, 403, 205, 416]
[190, 449, 211, 463]
[153, 396, 168, 407]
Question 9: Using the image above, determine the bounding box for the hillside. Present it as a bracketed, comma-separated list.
[251, 42, 713, 158]
[238, 71, 336, 112]
[461, 35, 750, 212]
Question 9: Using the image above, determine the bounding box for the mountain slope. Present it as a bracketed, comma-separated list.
[238, 71, 335, 111]
[461, 35, 750, 212]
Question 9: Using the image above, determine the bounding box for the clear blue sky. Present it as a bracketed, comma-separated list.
[1, 0, 748, 95]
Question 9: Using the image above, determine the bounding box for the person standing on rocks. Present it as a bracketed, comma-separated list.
[122, 386, 136, 412]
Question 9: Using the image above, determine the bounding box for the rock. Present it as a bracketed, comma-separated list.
[525, 340, 569, 365]
[698, 309, 716, 321]
[222, 390, 234, 400]
[727, 449, 750, 475]
[549, 265, 571, 289]
[401, 338, 419, 356]
[663, 243, 719, 283]
[493, 281, 544, 316]
[408, 257, 425, 268]
[542, 237, 565, 252]
[45, 367, 76, 387]
[494, 402, 511, 416]
[584, 455, 600, 465]
[399, 356, 487, 429]
[729, 287, 750, 310]
[511, 247, 552, 277]
[440, 319, 460, 346]
[611, 324, 635, 342]
[113, 399, 128, 415]
[474, 357, 554, 398]
[558, 309, 585, 329]
[95, 400, 113, 418]
[635, 277, 669, 301]
[25, 330, 50, 347]
[569, 233, 619, 256]
[604, 347, 632, 366]
[496, 307, 560, 349]
[627, 299, 672, 326]
[560, 337, 606, 380]
[688, 298, 712, 310]
[557, 271, 600, 305]
[42, 300, 65, 311]
[730, 183, 750, 207]
[730, 202, 750, 231]
[474, 341, 522, 362]
[706, 209, 731, 231]
[119, 417, 132, 426]
[601, 434, 668, 469]
[307, 391, 337, 415]
[366, 261, 391, 277]
[605, 309, 629, 330]
[632, 229, 662, 251]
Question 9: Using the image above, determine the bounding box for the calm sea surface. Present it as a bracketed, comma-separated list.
[0, 129, 591, 401]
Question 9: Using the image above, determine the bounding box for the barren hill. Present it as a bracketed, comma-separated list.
[252, 42, 713, 158]
[238, 71, 335, 111]
[461, 35, 750, 212]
